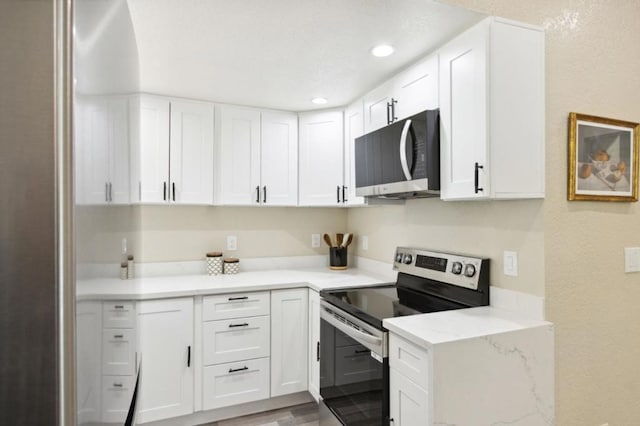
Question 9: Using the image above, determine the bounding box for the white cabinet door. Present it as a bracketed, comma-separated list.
[79, 97, 110, 204]
[389, 368, 430, 426]
[217, 105, 261, 205]
[344, 100, 366, 206]
[394, 54, 439, 119]
[307, 289, 320, 402]
[136, 298, 194, 423]
[108, 97, 131, 204]
[363, 80, 394, 134]
[261, 111, 298, 206]
[439, 20, 489, 200]
[76, 302, 102, 424]
[135, 95, 170, 203]
[169, 100, 214, 204]
[271, 288, 308, 397]
[298, 110, 344, 206]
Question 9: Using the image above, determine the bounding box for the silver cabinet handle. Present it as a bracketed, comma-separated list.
[108, 182, 113, 202]
[105, 182, 109, 202]
[399, 119, 413, 181]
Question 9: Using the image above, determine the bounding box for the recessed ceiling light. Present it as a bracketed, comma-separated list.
[311, 97, 328, 105]
[371, 44, 395, 57]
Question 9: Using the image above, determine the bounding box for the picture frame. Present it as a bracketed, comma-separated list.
[568, 112, 639, 202]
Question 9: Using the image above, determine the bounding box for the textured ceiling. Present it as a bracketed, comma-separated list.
[126, 0, 484, 111]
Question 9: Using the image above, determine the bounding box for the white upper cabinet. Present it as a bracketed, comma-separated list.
[298, 110, 345, 206]
[215, 105, 298, 206]
[363, 79, 395, 134]
[132, 94, 214, 204]
[343, 100, 366, 206]
[393, 54, 439, 120]
[363, 54, 439, 135]
[75, 96, 130, 205]
[439, 17, 545, 200]
[260, 111, 298, 206]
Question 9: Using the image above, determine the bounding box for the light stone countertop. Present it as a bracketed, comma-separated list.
[383, 305, 552, 349]
[76, 267, 392, 301]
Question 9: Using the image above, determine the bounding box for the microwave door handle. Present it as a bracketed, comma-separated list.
[399, 119, 413, 181]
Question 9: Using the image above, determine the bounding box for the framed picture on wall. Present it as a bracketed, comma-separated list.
[568, 112, 639, 202]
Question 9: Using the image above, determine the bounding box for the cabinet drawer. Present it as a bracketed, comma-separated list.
[101, 375, 134, 423]
[334, 344, 382, 386]
[202, 357, 270, 410]
[203, 315, 270, 365]
[203, 292, 270, 321]
[389, 334, 429, 389]
[103, 302, 135, 328]
[102, 329, 135, 376]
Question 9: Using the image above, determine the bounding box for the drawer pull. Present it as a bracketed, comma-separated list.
[113, 334, 124, 339]
[228, 323, 249, 328]
[228, 366, 249, 374]
[113, 383, 123, 388]
[187, 346, 191, 368]
[354, 349, 370, 354]
[114, 305, 124, 309]
[228, 296, 248, 301]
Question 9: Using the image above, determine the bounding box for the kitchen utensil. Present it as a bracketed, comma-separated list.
[341, 233, 350, 247]
[323, 234, 333, 247]
[336, 233, 344, 247]
[344, 233, 353, 247]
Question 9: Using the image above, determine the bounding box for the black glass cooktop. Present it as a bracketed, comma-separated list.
[321, 282, 467, 330]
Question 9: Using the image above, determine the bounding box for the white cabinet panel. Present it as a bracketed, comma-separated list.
[344, 100, 366, 206]
[76, 302, 102, 424]
[136, 298, 194, 423]
[307, 289, 320, 402]
[363, 80, 394, 134]
[202, 292, 270, 321]
[170, 100, 214, 204]
[389, 368, 429, 426]
[261, 111, 298, 205]
[101, 375, 135, 424]
[202, 315, 270, 365]
[298, 110, 344, 206]
[202, 357, 270, 410]
[271, 288, 308, 397]
[217, 105, 261, 205]
[389, 334, 430, 390]
[102, 329, 136, 376]
[102, 301, 135, 329]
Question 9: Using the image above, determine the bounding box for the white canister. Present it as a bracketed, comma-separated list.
[206, 252, 223, 275]
[127, 255, 134, 279]
[223, 257, 239, 274]
[120, 262, 128, 280]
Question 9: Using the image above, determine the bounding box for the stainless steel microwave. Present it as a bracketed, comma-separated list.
[355, 109, 440, 199]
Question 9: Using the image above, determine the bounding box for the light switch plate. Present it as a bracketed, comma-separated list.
[362, 236, 369, 251]
[311, 234, 320, 248]
[624, 247, 640, 273]
[227, 235, 237, 251]
[504, 251, 518, 276]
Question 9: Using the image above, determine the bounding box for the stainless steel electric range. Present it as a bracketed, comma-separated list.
[318, 247, 490, 426]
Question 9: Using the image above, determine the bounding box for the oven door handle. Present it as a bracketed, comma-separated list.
[320, 308, 382, 347]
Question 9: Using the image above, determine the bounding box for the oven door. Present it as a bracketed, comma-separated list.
[319, 300, 389, 426]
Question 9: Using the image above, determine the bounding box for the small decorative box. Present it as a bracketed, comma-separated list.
[206, 252, 223, 275]
[223, 257, 239, 274]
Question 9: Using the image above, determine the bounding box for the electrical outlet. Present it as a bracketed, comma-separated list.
[227, 235, 237, 251]
[504, 251, 518, 276]
[624, 247, 640, 273]
[122, 238, 127, 254]
[311, 234, 321, 248]
[362, 235, 369, 251]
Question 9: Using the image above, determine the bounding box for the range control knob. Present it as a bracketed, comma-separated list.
[402, 254, 413, 265]
[451, 262, 463, 275]
[395, 253, 404, 263]
[464, 264, 476, 277]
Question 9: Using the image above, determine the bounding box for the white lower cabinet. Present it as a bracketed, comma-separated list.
[389, 368, 429, 426]
[136, 298, 194, 423]
[76, 302, 102, 424]
[307, 289, 321, 402]
[389, 334, 431, 426]
[271, 288, 309, 397]
[202, 358, 270, 410]
[202, 315, 270, 365]
[101, 375, 135, 423]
